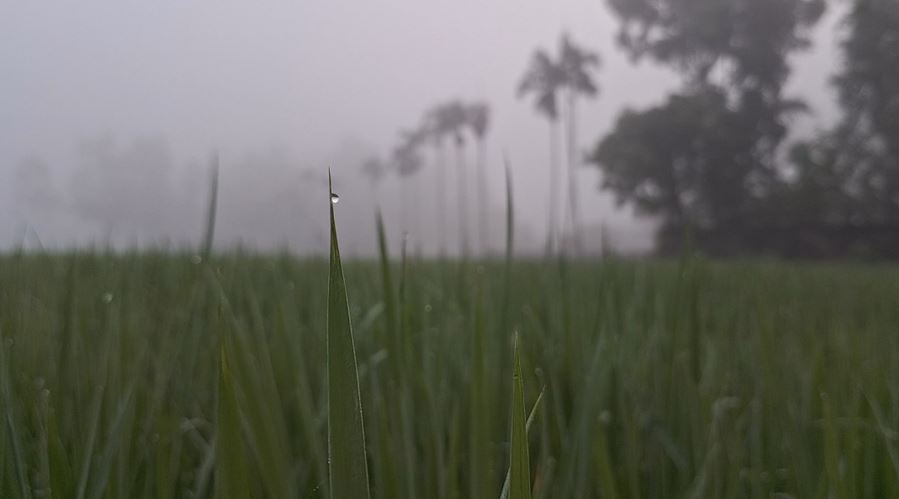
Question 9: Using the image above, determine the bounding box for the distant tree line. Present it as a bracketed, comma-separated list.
[363, 99, 493, 257]
[591, 0, 899, 258]
[363, 0, 899, 259]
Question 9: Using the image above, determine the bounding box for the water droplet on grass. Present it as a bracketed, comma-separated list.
[191, 255, 202, 265]
[330, 193, 340, 204]
[102, 292, 114, 304]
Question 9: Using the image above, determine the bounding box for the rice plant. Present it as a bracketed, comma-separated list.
[0, 180, 897, 497]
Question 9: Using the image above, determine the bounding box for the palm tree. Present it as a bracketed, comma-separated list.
[444, 100, 472, 258]
[518, 49, 565, 254]
[392, 129, 425, 237]
[422, 106, 453, 257]
[426, 100, 471, 258]
[557, 33, 601, 253]
[466, 101, 491, 255]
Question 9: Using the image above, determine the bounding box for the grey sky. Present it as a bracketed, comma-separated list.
[0, 1, 843, 253]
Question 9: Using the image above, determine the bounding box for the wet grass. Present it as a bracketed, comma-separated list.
[0, 249, 898, 498]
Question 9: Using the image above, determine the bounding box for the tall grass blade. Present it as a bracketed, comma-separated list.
[504, 155, 515, 266]
[375, 210, 399, 359]
[202, 153, 219, 260]
[1, 340, 32, 499]
[821, 392, 849, 499]
[508, 334, 532, 499]
[327, 172, 372, 499]
[501, 387, 544, 499]
[501, 156, 515, 335]
[215, 346, 251, 499]
[862, 389, 899, 483]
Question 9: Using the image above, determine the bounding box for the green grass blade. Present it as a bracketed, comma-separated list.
[501, 387, 545, 499]
[375, 211, 399, 362]
[327, 172, 372, 499]
[75, 383, 105, 499]
[470, 287, 491, 499]
[201, 153, 219, 260]
[862, 389, 899, 483]
[215, 346, 251, 499]
[821, 392, 849, 499]
[508, 334, 532, 499]
[1, 342, 32, 499]
[504, 155, 515, 264]
[501, 157, 515, 338]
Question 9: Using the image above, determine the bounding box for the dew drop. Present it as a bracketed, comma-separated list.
[102, 292, 114, 304]
[330, 193, 340, 204]
[191, 255, 202, 265]
[424, 304, 432, 313]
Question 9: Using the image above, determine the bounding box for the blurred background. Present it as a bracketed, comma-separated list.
[3, 0, 895, 258]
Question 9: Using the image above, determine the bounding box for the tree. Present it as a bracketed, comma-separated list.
[594, 0, 827, 250]
[422, 104, 454, 256]
[466, 101, 491, 254]
[831, 0, 899, 221]
[780, 0, 899, 227]
[392, 129, 426, 236]
[590, 89, 758, 228]
[518, 48, 565, 254]
[557, 34, 601, 252]
[425, 100, 472, 257]
[607, 0, 825, 91]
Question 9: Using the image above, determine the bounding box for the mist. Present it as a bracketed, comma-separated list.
[1, 1, 841, 255]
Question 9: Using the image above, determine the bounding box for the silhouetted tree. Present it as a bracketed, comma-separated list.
[789, 0, 899, 226]
[607, 0, 825, 91]
[518, 48, 565, 254]
[422, 105, 454, 256]
[557, 33, 601, 252]
[466, 101, 491, 254]
[425, 100, 471, 257]
[392, 129, 426, 236]
[594, 0, 826, 249]
[591, 89, 760, 227]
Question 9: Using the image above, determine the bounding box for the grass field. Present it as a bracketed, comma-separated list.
[1, 246, 897, 498]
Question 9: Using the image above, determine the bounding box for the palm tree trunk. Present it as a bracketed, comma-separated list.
[545, 119, 561, 256]
[565, 90, 582, 254]
[476, 137, 488, 256]
[413, 172, 423, 254]
[436, 142, 447, 258]
[456, 141, 469, 258]
[401, 178, 411, 235]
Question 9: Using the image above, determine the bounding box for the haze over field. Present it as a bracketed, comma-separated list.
[1, 1, 841, 254]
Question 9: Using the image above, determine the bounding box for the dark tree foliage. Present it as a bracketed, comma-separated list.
[837, 0, 899, 161]
[788, 0, 899, 230]
[518, 50, 565, 122]
[607, 0, 825, 90]
[593, 89, 755, 228]
[593, 0, 829, 253]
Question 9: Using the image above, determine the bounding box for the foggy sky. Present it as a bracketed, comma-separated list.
[0, 1, 843, 254]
